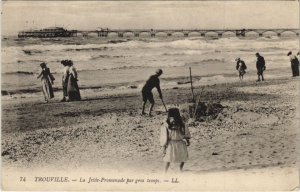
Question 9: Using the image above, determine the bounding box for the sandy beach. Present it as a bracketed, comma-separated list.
[2, 68, 299, 177]
[2, 1, 300, 190]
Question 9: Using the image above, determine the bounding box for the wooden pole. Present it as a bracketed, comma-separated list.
[193, 95, 201, 119]
[193, 87, 204, 119]
[189, 67, 195, 102]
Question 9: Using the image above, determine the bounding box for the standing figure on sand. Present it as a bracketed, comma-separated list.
[160, 108, 191, 173]
[37, 62, 55, 103]
[61, 60, 69, 102]
[141, 69, 163, 116]
[287, 51, 299, 77]
[235, 58, 247, 80]
[61, 60, 81, 102]
[255, 53, 266, 82]
[67, 60, 81, 101]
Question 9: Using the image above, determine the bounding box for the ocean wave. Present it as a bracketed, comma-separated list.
[108, 39, 130, 44]
[52, 62, 184, 73]
[239, 48, 255, 52]
[3, 36, 296, 55]
[260, 47, 289, 51]
[258, 36, 280, 41]
[65, 47, 111, 52]
[203, 58, 224, 63]
[90, 55, 126, 60]
[184, 59, 224, 67]
[23, 49, 46, 55]
[2, 37, 299, 75]
[4, 71, 35, 75]
[161, 52, 186, 56]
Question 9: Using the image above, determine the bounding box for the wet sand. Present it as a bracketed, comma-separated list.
[1, 72, 300, 175]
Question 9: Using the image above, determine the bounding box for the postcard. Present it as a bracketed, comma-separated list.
[1, 1, 299, 191]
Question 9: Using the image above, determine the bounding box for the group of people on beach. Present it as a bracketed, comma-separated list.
[36, 50, 299, 172]
[236, 52, 266, 81]
[37, 62, 188, 172]
[138, 51, 300, 172]
[37, 60, 81, 103]
[60, 60, 81, 102]
[236, 51, 300, 81]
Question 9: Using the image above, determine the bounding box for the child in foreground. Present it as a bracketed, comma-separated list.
[160, 108, 191, 173]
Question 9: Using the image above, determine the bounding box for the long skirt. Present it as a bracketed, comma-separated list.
[163, 140, 188, 163]
[62, 78, 68, 97]
[67, 75, 81, 101]
[41, 77, 54, 100]
[291, 63, 299, 76]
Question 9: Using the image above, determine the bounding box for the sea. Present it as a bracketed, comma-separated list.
[1, 33, 299, 99]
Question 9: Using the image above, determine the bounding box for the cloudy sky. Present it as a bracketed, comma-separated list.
[2, 1, 299, 35]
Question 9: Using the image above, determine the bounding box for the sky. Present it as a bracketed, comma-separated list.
[1, 1, 299, 35]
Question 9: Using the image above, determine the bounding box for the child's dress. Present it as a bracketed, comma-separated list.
[161, 123, 191, 163]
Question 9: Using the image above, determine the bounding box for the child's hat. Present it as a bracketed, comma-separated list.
[168, 108, 181, 118]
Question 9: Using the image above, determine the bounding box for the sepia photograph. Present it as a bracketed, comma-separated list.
[1, 0, 300, 190]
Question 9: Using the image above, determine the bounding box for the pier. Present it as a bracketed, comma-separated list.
[73, 28, 299, 38]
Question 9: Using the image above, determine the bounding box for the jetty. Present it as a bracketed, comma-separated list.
[75, 28, 299, 37]
[19, 28, 299, 38]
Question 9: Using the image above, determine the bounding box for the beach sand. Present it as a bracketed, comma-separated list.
[1, 69, 300, 190]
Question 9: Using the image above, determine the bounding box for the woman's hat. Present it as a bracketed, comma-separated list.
[156, 69, 163, 75]
[287, 51, 292, 56]
[40, 62, 46, 68]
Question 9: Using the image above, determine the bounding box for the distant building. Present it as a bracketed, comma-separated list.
[18, 27, 77, 38]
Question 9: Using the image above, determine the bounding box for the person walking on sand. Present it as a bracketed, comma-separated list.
[66, 60, 81, 101]
[287, 51, 299, 77]
[235, 58, 247, 80]
[61, 60, 70, 102]
[142, 69, 163, 116]
[37, 62, 55, 103]
[255, 53, 266, 82]
[160, 108, 191, 173]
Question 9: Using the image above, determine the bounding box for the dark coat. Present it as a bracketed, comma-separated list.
[256, 55, 266, 70]
[236, 60, 247, 70]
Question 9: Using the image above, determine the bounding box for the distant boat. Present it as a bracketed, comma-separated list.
[18, 27, 77, 38]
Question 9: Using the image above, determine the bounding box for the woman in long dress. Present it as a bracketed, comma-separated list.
[160, 108, 191, 172]
[37, 62, 54, 103]
[66, 60, 81, 101]
[61, 60, 70, 102]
